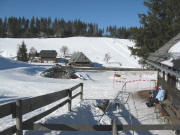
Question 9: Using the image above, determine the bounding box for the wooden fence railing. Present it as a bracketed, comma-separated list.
[1, 82, 180, 135]
[0, 83, 83, 135]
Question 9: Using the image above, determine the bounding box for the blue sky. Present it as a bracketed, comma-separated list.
[0, 0, 147, 28]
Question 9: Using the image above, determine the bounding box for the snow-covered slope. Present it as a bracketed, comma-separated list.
[0, 56, 30, 70]
[0, 37, 140, 68]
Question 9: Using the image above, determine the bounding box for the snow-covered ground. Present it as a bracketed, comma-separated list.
[0, 37, 140, 68]
[0, 57, 175, 135]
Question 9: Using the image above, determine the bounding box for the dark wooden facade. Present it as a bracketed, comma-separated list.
[158, 70, 180, 116]
[39, 50, 57, 63]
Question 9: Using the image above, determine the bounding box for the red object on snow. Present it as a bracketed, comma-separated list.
[114, 74, 121, 77]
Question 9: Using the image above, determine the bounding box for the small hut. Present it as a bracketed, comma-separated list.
[40, 50, 57, 63]
[69, 52, 91, 66]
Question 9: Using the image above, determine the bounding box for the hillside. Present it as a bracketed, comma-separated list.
[0, 37, 140, 68]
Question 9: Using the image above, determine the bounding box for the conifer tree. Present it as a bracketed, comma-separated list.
[30, 16, 35, 36]
[17, 41, 28, 62]
[0, 18, 3, 37]
[130, 0, 180, 58]
[2, 17, 7, 37]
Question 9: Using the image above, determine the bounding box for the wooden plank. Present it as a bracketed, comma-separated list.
[80, 83, 83, 100]
[117, 124, 180, 131]
[112, 120, 118, 135]
[68, 90, 72, 112]
[23, 99, 69, 128]
[21, 89, 68, 115]
[25, 124, 180, 131]
[16, 100, 23, 135]
[24, 123, 112, 131]
[0, 102, 15, 118]
[0, 125, 16, 135]
[70, 83, 81, 91]
[72, 92, 81, 99]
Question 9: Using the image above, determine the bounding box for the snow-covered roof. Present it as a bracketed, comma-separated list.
[169, 41, 180, 53]
[69, 52, 91, 63]
[147, 33, 180, 69]
[147, 33, 180, 64]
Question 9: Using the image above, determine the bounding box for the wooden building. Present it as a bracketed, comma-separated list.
[69, 52, 91, 66]
[39, 50, 57, 63]
[146, 33, 180, 124]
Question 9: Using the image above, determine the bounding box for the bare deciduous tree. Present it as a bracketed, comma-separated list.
[29, 47, 37, 61]
[60, 45, 69, 57]
[104, 53, 111, 63]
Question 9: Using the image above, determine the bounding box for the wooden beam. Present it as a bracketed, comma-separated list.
[80, 83, 83, 100]
[0, 102, 15, 118]
[70, 83, 81, 91]
[112, 119, 118, 135]
[118, 124, 180, 131]
[21, 89, 68, 115]
[24, 123, 180, 131]
[72, 92, 81, 99]
[0, 125, 16, 135]
[68, 90, 72, 112]
[24, 123, 112, 131]
[16, 100, 23, 135]
[23, 99, 69, 128]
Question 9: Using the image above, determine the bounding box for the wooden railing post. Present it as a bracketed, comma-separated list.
[68, 89, 72, 112]
[80, 83, 83, 100]
[112, 119, 118, 135]
[16, 100, 23, 135]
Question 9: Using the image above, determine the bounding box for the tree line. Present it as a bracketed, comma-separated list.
[2, 0, 180, 63]
[0, 17, 134, 38]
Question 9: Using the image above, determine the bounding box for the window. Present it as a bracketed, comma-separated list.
[176, 78, 180, 90]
